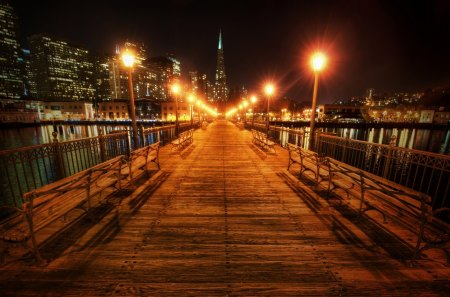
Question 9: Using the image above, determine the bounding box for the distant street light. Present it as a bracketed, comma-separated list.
[172, 83, 180, 135]
[188, 94, 195, 128]
[243, 100, 248, 122]
[251, 95, 257, 128]
[264, 84, 275, 134]
[121, 50, 139, 150]
[309, 52, 327, 150]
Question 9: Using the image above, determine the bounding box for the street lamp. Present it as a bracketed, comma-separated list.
[264, 84, 275, 134]
[243, 100, 248, 123]
[172, 83, 180, 135]
[188, 94, 195, 128]
[251, 95, 257, 127]
[121, 50, 139, 150]
[309, 51, 327, 150]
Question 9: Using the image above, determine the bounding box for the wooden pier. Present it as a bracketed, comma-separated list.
[0, 120, 449, 296]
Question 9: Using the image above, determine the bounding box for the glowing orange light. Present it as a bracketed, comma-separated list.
[311, 52, 327, 72]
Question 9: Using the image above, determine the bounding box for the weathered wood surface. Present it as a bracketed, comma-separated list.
[0, 120, 449, 296]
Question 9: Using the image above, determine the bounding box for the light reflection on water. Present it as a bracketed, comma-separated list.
[0, 124, 129, 150]
[283, 126, 450, 155]
[324, 127, 450, 154]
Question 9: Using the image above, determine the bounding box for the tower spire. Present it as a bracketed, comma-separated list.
[214, 29, 228, 102]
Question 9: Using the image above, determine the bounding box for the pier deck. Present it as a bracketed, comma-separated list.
[0, 120, 449, 296]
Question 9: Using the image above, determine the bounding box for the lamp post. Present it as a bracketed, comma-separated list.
[121, 50, 139, 150]
[172, 83, 180, 136]
[309, 52, 327, 150]
[251, 95, 257, 128]
[264, 84, 274, 135]
[188, 94, 195, 128]
[243, 100, 248, 123]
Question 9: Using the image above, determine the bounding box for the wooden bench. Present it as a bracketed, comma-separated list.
[123, 141, 160, 184]
[286, 143, 327, 186]
[324, 157, 450, 263]
[251, 129, 276, 153]
[0, 155, 128, 264]
[171, 129, 193, 151]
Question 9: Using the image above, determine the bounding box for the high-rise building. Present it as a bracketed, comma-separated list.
[213, 30, 228, 102]
[28, 34, 96, 101]
[147, 55, 181, 101]
[0, 2, 23, 99]
[19, 48, 37, 98]
[108, 42, 160, 101]
[92, 54, 111, 101]
[189, 71, 210, 100]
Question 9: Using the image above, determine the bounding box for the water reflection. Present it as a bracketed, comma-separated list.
[0, 124, 129, 150]
[279, 126, 449, 155]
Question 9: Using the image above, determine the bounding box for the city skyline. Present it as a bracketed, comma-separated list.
[11, 0, 450, 103]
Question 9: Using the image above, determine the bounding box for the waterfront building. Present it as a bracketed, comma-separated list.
[0, 98, 43, 123]
[40, 101, 94, 120]
[0, 2, 23, 99]
[135, 98, 161, 120]
[98, 99, 129, 120]
[28, 34, 96, 101]
[213, 30, 228, 103]
[318, 104, 363, 121]
[160, 101, 191, 122]
[419, 110, 435, 124]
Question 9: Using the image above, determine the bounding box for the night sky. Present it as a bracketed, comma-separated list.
[14, 0, 450, 103]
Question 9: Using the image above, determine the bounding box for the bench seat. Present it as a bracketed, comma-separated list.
[324, 157, 450, 263]
[0, 155, 128, 264]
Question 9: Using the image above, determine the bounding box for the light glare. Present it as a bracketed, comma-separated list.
[311, 52, 327, 72]
[264, 84, 274, 96]
[121, 51, 135, 68]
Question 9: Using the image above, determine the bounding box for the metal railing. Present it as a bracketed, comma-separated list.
[248, 122, 312, 149]
[245, 122, 449, 208]
[0, 129, 129, 207]
[315, 133, 450, 209]
[0, 123, 191, 208]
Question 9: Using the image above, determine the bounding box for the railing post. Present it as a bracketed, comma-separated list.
[382, 134, 397, 179]
[52, 131, 65, 179]
[341, 130, 350, 162]
[140, 125, 145, 147]
[98, 126, 107, 162]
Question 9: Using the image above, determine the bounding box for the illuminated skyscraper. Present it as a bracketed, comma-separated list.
[0, 2, 23, 99]
[147, 55, 181, 101]
[214, 30, 228, 102]
[28, 34, 96, 101]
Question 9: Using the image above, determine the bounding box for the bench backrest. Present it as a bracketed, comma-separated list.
[325, 156, 433, 227]
[148, 141, 160, 163]
[287, 143, 300, 159]
[22, 155, 126, 232]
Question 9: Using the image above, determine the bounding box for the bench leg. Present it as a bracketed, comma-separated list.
[0, 240, 8, 265]
[30, 232, 42, 264]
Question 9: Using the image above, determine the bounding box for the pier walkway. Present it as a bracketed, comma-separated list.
[0, 120, 449, 296]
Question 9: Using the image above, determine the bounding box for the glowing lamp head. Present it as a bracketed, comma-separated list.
[188, 94, 195, 103]
[172, 84, 180, 94]
[264, 84, 275, 96]
[311, 52, 327, 72]
[121, 51, 135, 68]
[251, 96, 257, 103]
